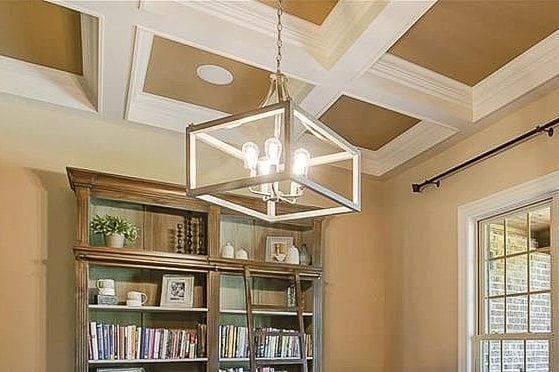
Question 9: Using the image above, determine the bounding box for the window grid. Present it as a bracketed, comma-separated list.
[477, 201, 553, 372]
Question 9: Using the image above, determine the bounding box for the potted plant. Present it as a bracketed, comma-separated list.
[90, 214, 138, 248]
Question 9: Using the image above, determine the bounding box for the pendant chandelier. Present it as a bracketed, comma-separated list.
[186, 0, 361, 222]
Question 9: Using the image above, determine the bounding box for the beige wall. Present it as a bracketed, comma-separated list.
[0, 94, 385, 371]
[382, 85, 559, 371]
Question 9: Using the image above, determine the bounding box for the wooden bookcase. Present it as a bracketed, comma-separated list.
[68, 168, 323, 372]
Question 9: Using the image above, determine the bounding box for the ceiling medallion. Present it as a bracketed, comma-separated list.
[186, 0, 361, 222]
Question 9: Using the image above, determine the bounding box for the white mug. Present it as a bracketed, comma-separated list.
[96, 279, 115, 290]
[127, 291, 147, 305]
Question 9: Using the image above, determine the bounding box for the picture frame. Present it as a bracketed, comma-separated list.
[265, 236, 294, 263]
[160, 274, 194, 308]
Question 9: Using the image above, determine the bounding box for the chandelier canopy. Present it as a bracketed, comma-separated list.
[186, 0, 361, 222]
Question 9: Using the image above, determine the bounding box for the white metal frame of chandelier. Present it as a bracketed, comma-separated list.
[186, 100, 362, 223]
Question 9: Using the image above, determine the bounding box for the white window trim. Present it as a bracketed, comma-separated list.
[458, 170, 559, 372]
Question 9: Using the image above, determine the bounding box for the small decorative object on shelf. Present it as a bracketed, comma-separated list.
[96, 294, 117, 305]
[286, 245, 300, 265]
[126, 291, 147, 307]
[299, 243, 311, 265]
[265, 236, 294, 263]
[160, 274, 194, 308]
[235, 247, 249, 260]
[90, 214, 138, 248]
[221, 242, 235, 259]
[176, 222, 185, 253]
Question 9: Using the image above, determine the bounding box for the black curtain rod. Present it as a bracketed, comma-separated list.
[411, 116, 559, 193]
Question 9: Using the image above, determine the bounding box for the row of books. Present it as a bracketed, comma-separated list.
[219, 325, 249, 359]
[255, 328, 301, 359]
[88, 322, 207, 360]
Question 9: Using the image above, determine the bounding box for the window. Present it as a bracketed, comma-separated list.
[477, 201, 554, 371]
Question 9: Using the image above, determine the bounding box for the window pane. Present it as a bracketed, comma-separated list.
[481, 340, 501, 372]
[506, 296, 527, 333]
[526, 340, 549, 372]
[506, 214, 528, 255]
[529, 252, 551, 292]
[530, 293, 551, 333]
[487, 259, 505, 297]
[503, 340, 524, 371]
[529, 206, 550, 250]
[488, 220, 505, 258]
[506, 255, 528, 294]
[488, 298, 505, 334]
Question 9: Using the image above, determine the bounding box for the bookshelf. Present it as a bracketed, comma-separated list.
[68, 168, 323, 372]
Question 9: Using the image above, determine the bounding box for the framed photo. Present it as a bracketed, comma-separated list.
[160, 274, 194, 308]
[265, 236, 294, 263]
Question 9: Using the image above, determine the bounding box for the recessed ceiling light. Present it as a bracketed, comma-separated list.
[196, 64, 233, 85]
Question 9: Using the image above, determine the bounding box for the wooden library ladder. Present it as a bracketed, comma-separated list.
[243, 267, 309, 372]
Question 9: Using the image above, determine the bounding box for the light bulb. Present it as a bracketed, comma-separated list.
[292, 148, 311, 176]
[264, 137, 282, 167]
[242, 142, 259, 171]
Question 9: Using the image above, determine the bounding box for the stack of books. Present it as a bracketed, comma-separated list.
[219, 325, 249, 359]
[88, 322, 207, 360]
[255, 328, 300, 359]
[304, 333, 313, 358]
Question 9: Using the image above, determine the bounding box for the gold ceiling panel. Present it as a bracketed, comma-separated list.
[144, 36, 312, 115]
[320, 95, 420, 151]
[258, 0, 338, 25]
[0, 0, 82, 75]
[389, 0, 559, 86]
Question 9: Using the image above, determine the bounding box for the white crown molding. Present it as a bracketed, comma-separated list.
[361, 121, 458, 176]
[0, 55, 95, 113]
[473, 30, 559, 122]
[372, 53, 472, 110]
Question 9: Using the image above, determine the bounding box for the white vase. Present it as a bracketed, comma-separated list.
[105, 233, 125, 248]
[221, 242, 235, 258]
[286, 245, 300, 265]
[235, 248, 249, 260]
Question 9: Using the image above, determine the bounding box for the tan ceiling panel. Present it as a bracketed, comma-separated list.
[144, 36, 274, 115]
[258, 0, 338, 25]
[0, 0, 82, 74]
[320, 96, 420, 151]
[389, 0, 559, 86]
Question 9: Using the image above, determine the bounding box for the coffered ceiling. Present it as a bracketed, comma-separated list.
[389, 0, 559, 85]
[258, 0, 338, 25]
[321, 96, 420, 151]
[1, 0, 558, 178]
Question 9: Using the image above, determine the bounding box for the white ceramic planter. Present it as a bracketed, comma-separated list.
[105, 233, 125, 248]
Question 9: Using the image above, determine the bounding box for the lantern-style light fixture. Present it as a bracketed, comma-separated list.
[186, 0, 361, 222]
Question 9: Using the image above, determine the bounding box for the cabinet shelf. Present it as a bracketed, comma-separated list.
[89, 304, 208, 312]
[219, 357, 313, 362]
[89, 358, 208, 364]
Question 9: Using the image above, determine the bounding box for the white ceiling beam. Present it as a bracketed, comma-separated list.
[473, 29, 559, 122]
[300, 0, 437, 116]
[345, 54, 472, 130]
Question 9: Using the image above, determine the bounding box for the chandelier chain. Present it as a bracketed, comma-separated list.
[276, 0, 283, 73]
